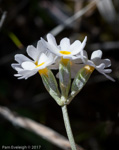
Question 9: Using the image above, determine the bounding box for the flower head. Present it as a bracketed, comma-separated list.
[11, 41, 55, 79]
[41, 33, 87, 60]
[81, 50, 115, 81]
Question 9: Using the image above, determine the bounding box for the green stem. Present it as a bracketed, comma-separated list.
[61, 105, 77, 150]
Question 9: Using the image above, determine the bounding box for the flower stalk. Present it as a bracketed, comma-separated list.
[61, 104, 77, 150]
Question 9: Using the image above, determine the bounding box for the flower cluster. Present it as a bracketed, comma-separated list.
[12, 33, 115, 106]
[12, 33, 114, 81]
[11, 33, 115, 150]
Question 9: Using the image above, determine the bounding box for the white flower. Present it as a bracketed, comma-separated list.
[81, 49, 115, 81]
[41, 33, 87, 60]
[11, 41, 56, 79]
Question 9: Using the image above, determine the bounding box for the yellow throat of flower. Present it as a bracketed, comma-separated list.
[60, 51, 71, 55]
[39, 68, 48, 76]
[60, 57, 70, 66]
[35, 61, 48, 76]
[35, 61, 45, 68]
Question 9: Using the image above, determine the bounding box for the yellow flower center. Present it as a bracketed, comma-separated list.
[60, 51, 71, 55]
[35, 61, 48, 76]
[84, 65, 95, 72]
[35, 61, 45, 68]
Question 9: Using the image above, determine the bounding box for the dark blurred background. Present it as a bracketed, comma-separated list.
[0, 0, 119, 150]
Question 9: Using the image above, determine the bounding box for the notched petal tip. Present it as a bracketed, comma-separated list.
[14, 54, 22, 61]
[26, 45, 36, 53]
[47, 33, 57, 46]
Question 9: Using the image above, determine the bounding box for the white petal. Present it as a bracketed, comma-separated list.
[16, 70, 30, 79]
[47, 33, 57, 46]
[83, 50, 88, 58]
[91, 50, 102, 60]
[80, 50, 88, 63]
[18, 76, 25, 79]
[60, 38, 70, 51]
[103, 69, 112, 73]
[101, 59, 111, 67]
[41, 38, 60, 56]
[18, 70, 30, 75]
[83, 59, 95, 67]
[38, 53, 48, 64]
[80, 50, 88, 59]
[47, 52, 56, 61]
[24, 70, 38, 79]
[43, 55, 55, 68]
[15, 54, 31, 64]
[71, 36, 87, 55]
[12, 64, 23, 71]
[92, 58, 102, 66]
[62, 55, 74, 59]
[14, 74, 21, 77]
[16, 67, 23, 72]
[11, 63, 20, 69]
[48, 57, 60, 70]
[37, 54, 54, 69]
[96, 63, 105, 70]
[37, 40, 47, 53]
[27, 45, 38, 61]
[21, 61, 36, 70]
[92, 58, 111, 68]
[45, 58, 54, 66]
[18, 70, 37, 79]
[69, 40, 81, 53]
